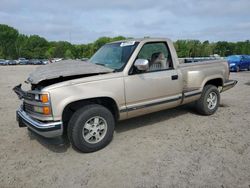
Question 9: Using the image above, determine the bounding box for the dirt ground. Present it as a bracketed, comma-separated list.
[0, 65, 249, 188]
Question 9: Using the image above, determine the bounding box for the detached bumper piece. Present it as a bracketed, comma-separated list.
[16, 108, 63, 138]
[221, 80, 238, 92]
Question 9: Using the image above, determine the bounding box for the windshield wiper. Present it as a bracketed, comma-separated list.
[95, 63, 106, 67]
[94, 62, 116, 71]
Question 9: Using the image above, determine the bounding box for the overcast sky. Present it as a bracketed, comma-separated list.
[0, 0, 249, 44]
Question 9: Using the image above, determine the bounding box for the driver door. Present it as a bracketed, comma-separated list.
[124, 42, 183, 118]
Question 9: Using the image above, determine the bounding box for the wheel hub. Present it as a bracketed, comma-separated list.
[207, 91, 217, 110]
[82, 116, 107, 144]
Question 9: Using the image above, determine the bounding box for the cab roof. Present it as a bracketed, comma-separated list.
[108, 37, 172, 44]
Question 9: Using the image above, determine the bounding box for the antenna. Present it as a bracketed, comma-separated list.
[69, 31, 72, 43]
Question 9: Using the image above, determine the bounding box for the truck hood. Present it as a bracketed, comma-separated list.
[27, 60, 113, 84]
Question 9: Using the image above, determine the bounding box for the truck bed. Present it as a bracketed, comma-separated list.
[179, 60, 229, 91]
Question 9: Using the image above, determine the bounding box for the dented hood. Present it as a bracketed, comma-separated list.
[27, 60, 113, 84]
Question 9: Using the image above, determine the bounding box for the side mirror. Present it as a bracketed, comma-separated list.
[134, 59, 149, 71]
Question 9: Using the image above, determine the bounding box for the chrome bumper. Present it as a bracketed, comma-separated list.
[16, 108, 63, 138]
[221, 80, 238, 92]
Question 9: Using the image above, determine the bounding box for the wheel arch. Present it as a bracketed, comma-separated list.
[62, 97, 120, 132]
[202, 77, 223, 89]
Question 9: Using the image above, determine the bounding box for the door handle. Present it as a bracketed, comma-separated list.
[171, 75, 178, 80]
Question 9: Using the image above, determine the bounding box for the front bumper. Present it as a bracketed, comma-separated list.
[221, 80, 238, 92]
[16, 108, 63, 138]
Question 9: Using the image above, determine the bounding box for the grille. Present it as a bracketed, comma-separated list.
[24, 93, 35, 100]
[23, 102, 34, 113]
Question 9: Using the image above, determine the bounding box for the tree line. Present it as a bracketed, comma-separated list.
[0, 24, 250, 60]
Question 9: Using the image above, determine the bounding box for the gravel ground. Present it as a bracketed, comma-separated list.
[0, 65, 249, 188]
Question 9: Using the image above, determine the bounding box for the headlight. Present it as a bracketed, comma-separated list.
[230, 63, 235, 66]
[35, 93, 50, 103]
[24, 92, 52, 116]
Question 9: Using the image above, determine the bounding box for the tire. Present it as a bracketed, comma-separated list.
[67, 104, 115, 152]
[195, 85, 220, 115]
[248, 65, 250, 71]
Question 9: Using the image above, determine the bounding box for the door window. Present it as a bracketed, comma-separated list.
[137, 42, 173, 72]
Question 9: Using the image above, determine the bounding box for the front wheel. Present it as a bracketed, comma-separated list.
[195, 85, 220, 115]
[236, 66, 240, 72]
[67, 104, 115, 152]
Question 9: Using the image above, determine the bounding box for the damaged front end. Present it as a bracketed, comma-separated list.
[14, 60, 113, 137]
[26, 60, 113, 88]
[14, 83, 63, 137]
[13, 84, 28, 99]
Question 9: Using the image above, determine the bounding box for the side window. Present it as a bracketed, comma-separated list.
[137, 42, 173, 72]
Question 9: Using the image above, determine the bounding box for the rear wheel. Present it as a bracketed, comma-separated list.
[195, 85, 220, 115]
[248, 65, 250, 71]
[68, 104, 115, 152]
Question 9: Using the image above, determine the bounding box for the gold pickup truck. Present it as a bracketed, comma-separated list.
[14, 38, 237, 152]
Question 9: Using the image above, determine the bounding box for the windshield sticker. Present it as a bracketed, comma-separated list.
[120, 41, 135, 47]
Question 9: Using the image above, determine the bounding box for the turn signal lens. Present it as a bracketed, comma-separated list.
[33, 106, 51, 115]
[33, 106, 43, 113]
[43, 106, 51, 115]
[40, 94, 49, 103]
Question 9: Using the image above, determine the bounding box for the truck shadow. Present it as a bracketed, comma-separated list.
[27, 104, 197, 153]
[28, 130, 70, 153]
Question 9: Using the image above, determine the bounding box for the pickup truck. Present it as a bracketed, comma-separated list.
[14, 38, 237, 152]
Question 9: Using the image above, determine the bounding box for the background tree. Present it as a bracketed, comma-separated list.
[15, 34, 28, 58]
[23, 35, 49, 59]
[0, 24, 19, 59]
[45, 47, 56, 59]
[64, 49, 74, 59]
[81, 43, 94, 58]
[0, 24, 250, 60]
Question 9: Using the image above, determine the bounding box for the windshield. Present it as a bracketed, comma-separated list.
[227, 55, 241, 61]
[89, 41, 138, 71]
